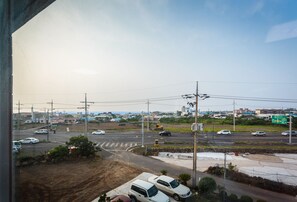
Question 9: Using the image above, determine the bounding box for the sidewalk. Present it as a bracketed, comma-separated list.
[111, 151, 297, 202]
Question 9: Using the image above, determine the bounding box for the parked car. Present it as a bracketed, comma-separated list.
[92, 130, 105, 135]
[12, 141, 22, 152]
[128, 179, 170, 202]
[217, 130, 231, 135]
[148, 175, 192, 201]
[34, 129, 49, 134]
[251, 131, 266, 136]
[159, 131, 171, 136]
[281, 130, 297, 136]
[110, 195, 131, 202]
[19, 137, 39, 144]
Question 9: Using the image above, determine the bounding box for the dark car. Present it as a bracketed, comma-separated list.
[159, 131, 171, 136]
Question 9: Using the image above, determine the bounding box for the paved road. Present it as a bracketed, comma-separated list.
[14, 128, 297, 155]
[110, 151, 297, 202]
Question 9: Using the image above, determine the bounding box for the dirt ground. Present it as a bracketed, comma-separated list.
[245, 154, 283, 163]
[17, 158, 144, 202]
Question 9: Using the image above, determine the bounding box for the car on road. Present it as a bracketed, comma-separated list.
[251, 131, 266, 136]
[159, 131, 171, 136]
[92, 130, 105, 135]
[217, 130, 231, 135]
[34, 129, 49, 134]
[281, 130, 297, 136]
[12, 141, 22, 152]
[19, 137, 39, 144]
[148, 175, 192, 201]
[128, 179, 169, 202]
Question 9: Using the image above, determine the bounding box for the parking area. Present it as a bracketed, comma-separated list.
[92, 172, 188, 202]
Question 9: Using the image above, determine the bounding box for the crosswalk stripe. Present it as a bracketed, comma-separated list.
[115, 143, 119, 147]
[101, 142, 106, 147]
[105, 142, 110, 147]
[110, 143, 115, 147]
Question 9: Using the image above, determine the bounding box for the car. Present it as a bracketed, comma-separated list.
[12, 141, 22, 152]
[251, 131, 266, 136]
[34, 129, 49, 134]
[128, 179, 170, 202]
[109, 195, 131, 202]
[19, 137, 39, 144]
[159, 131, 171, 136]
[91, 130, 105, 135]
[148, 175, 192, 201]
[281, 130, 297, 136]
[217, 130, 231, 135]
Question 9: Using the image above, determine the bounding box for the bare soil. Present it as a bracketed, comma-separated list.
[17, 158, 144, 202]
[246, 154, 283, 163]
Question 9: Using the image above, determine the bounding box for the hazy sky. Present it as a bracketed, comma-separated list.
[12, 0, 297, 113]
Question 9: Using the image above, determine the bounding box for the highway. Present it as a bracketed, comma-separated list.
[14, 128, 297, 155]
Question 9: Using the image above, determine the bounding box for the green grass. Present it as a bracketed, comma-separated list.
[163, 123, 288, 133]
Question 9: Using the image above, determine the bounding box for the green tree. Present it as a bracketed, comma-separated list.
[66, 135, 95, 157]
[198, 177, 217, 195]
[48, 145, 69, 161]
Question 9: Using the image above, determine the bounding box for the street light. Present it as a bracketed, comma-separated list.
[182, 81, 209, 187]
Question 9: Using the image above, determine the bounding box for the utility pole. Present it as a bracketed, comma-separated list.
[16, 101, 23, 131]
[80, 93, 94, 135]
[142, 112, 144, 147]
[289, 115, 292, 144]
[233, 100, 236, 132]
[182, 81, 209, 188]
[147, 99, 150, 131]
[47, 100, 54, 125]
[193, 81, 198, 187]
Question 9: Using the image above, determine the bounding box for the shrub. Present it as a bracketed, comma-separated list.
[240, 195, 253, 202]
[228, 193, 239, 202]
[198, 177, 217, 195]
[178, 173, 191, 185]
[66, 135, 95, 157]
[48, 145, 69, 161]
[160, 169, 168, 175]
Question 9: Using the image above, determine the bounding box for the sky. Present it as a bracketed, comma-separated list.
[12, 0, 297, 113]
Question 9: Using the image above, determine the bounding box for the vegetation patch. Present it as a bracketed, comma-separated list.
[206, 166, 297, 196]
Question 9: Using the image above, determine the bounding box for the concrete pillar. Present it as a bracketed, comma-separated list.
[0, 0, 13, 201]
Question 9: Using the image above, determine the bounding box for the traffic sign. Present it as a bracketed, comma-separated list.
[272, 115, 287, 124]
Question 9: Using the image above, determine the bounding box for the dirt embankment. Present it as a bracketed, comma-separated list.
[17, 159, 144, 202]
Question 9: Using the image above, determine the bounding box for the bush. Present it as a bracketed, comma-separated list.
[178, 173, 191, 185]
[240, 195, 253, 202]
[160, 169, 168, 175]
[198, 177, 217, 195]
[66, 135, 95, 157]
[48, 145, 69, 161]
[228, 193, 239, 202]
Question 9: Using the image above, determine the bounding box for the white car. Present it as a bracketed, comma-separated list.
[92, 130, 105, 135]
[251, 131, 266, 136]
[148, 175, 192, 201]
[281, 131, 297, 136]
[34, 129, 49, 134]
[12, 141, 22, 152]
[19, 137, 39, 144]
[128, 179, 169, 202]
[217, 130, 231, 135]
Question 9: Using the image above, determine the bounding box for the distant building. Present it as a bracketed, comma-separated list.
[235, 108, 255, 117]
[255, 109, 285, 119]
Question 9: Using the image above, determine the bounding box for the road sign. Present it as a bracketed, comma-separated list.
[272, 115, 287, 124]
[191, 123, 204, 131]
